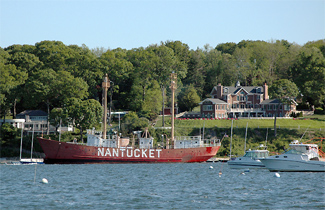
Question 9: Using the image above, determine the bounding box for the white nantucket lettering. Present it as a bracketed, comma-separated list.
[113, 148, 118, 157]
[97, 148, 162, 159]
[134, 149, 140, 157]
[149, 149, 154, 158]
[127, 149, 133, 157]
[120, 148, 126, 157]
[105, 148, 111, 157]
[156, 149, 162, 158]
[98, 148, 104, 156]
[142, 149, 147, 158]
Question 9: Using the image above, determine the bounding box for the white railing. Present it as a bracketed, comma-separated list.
[227, 108, 263, 112]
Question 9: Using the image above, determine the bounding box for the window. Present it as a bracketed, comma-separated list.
[223, 95, 227, 101]
[224, 88, 228, 93]
[203, 105, 213, 111]
[284, 104, 290, 111]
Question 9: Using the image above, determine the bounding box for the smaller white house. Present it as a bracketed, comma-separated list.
[0, 119, 25, 128]
[1, 110, 73, 135]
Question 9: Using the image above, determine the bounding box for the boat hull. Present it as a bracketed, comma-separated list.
[37, 137, 220, 164]
[228, 159, 265, 169]
[260, 159, 325, 172]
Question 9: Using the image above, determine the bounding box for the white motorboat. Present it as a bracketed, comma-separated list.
[260, 140, 325, 172]
[228, 146, 269, 169]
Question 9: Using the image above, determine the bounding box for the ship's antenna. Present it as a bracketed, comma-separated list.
[102, 74, 110, 140]
[170, 72, 177, 147]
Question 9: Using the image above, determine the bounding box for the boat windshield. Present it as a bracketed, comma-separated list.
[243, 151, 269, 158]
[285, 149, 304, 155]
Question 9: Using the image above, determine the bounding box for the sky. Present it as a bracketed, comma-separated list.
[0, 0, 324, 50]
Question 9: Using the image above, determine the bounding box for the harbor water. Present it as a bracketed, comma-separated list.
[1, 162, 324, 209]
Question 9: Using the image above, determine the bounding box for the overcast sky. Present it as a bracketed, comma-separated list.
[1, 0, 324, 50]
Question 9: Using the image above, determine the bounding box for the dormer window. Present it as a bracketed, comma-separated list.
[256, 87, 261, 93]
[224, 88, 228, 93]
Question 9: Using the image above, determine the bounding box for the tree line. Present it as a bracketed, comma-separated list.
[1, 39, 324, 130]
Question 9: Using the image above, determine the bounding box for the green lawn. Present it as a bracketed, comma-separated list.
[155, 116, 325, 131]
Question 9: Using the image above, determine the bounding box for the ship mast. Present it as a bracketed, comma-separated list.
[170, 72, 177, 145]
[102, 74, 110, 140]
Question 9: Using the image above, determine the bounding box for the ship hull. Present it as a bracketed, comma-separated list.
[38, 137, 220, 164]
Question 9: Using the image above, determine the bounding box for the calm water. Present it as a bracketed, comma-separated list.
[1, 163, 324, 209]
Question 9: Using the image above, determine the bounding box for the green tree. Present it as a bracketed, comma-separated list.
[66, 98, 102, 143]
[99, 48, 134, 109]
[66, 45, 103, 100]
[178, 85, 201, 112]
[146, 44, 187, 126]
[23, 69, 88, 134]
[34, 40, 74, 71]
[269, 79, 299, 137]
[49, 108, 69, 135]
[0, 48, 28, 119]
[184, 49, 206, 97]
[142, 80, 162, 120]
[290, 47, 325, 108]
[215, 42, 237, 55]
[121, 112, 149, 136]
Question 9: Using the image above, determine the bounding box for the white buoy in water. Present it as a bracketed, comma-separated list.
[42, 178, 48, 184]
[209, 166, 213, 169]
[240, 172, 246, 175]
[274, 173, 280, 178]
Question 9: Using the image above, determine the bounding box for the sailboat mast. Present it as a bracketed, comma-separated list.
[244, 122, 248, 152]
[170, 72, 177, 145]
[30, 123, 34, 161]
[265, 127, 268, 147]
[19, 122, 24, 160]
[102, 74, 110, 140]
[230, 119, 233, 158]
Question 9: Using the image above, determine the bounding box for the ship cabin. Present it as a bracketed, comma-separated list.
[174, 136, 203, 149]
[139, 137, 154, 149]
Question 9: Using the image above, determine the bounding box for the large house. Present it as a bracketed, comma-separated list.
[198, 81, 297, 118]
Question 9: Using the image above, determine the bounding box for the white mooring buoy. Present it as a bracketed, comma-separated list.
[42, 178, 48, 184]
[209, 166, 213, 169]
[274, 173, 280, 178]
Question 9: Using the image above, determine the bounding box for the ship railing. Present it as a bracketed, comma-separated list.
[66, 142, 87, 146]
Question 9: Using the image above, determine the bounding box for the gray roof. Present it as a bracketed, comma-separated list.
[213, 85, 265, 95]
[260, 99, 281, 104]
[260, 99, 298, 105]
[199, 98, 227, 105]
[17, 110, 47, 117]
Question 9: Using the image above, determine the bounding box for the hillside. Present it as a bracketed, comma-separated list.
[154, 117, 325, 157]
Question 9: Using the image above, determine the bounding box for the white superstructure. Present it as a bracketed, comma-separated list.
[228, 148, 269, 169]
[260, 140, 325, 172]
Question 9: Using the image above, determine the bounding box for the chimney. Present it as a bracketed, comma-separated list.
[263, 83, 269, 100]
[216, 83, 223, 99]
